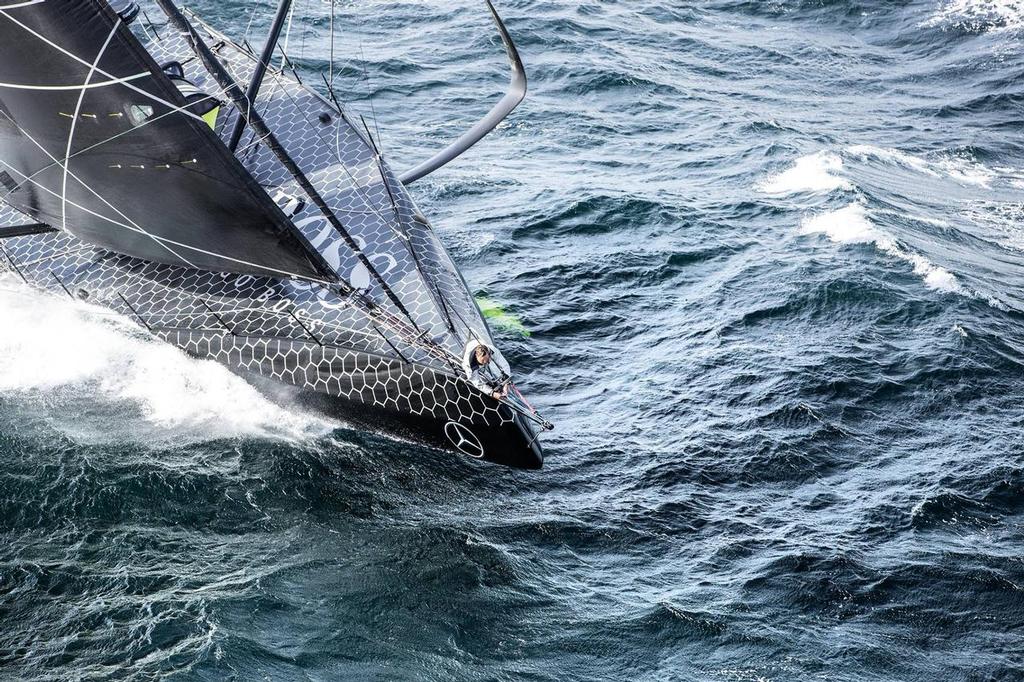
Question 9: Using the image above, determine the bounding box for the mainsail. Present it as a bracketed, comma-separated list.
[0, 0, 336, 282]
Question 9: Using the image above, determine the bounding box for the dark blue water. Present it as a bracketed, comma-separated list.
[4, 0, 1024, 679]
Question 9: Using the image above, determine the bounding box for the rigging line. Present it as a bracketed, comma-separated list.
[242, 4, 259, 45]
[298, 0, 311, 62]
[262, 67, 404, 240]
[357, 141, 457, 332]
[431, 280, 458, 335]
[63, 18, 122, 235]
[162, 18, 473, 356]
[0, 73, 150, 91]
[436, 282, 486, 344]
[328, 0, 334, 86]
[17, 89, 231, 186]
[118, 292, 154, 332]
[252, 64, 414, 277]
[233, 128, 274, 158]
[272, 91, 453, 331]
[0, 158, 331, 282]
[228, 0, 293, 153]
[137, 16, 155, 43]
[141, 10, 162, 42]
[0, 1, 45, 9]
[358, 43, 384, 156]
[280, 0, 295, 68]
[218, 33, 289, 161]
[363, 300, 461, 369]
[0, 112, 194, 267]
[196, 14, 362, 147]
[0, 9, 206, 124]
[371, 322, 410, 364]
[360, 115, 406, 231]
[0, 245, 28, 283]
[314, 75, 405, 234]
[275, 41, 304, 85]
[157, 3, 428, 317]
[49, 270, 73, 298]
[288, 307, 324, 346]
[319, 71, 346, 122]
[244, 73, 286, 162]
[319, 71, 353, 172]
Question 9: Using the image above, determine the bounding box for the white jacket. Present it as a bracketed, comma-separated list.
[462, 340, 502, 394]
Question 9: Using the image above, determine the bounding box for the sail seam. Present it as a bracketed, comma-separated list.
[0, 8, 205, 123]
[63, 18, 122, 236]
[0, 72, 149, 90]
[0, 160, 334, 280]
[0, 111, 194, 266]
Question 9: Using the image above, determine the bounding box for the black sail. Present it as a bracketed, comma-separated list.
[0, 1, 335, 282]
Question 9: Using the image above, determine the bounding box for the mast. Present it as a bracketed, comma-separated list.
[227, 0, 292, 152]
[152, 0, 421, 326]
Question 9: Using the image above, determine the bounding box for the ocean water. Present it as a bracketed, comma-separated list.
[4, 0, 1024, 679]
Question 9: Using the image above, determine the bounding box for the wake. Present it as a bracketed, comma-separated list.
[0, 276, 336, 444]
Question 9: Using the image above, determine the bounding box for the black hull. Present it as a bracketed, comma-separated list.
[164, 332, 544, 470]
[241, 369, 543, 470]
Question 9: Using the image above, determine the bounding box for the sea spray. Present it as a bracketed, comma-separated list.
[0, 278, 335, 443]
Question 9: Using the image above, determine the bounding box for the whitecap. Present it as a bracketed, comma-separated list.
[757, 151, 853, 195]
[846, 145, 941, 178]
[924, 0, 1024, 32]
[799, 202, 879, 244]
[934, 154, 995, 188]
[847, 144, 995, 188]
[800, 202, 966, 295]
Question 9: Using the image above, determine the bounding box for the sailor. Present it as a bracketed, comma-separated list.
[462, 341, 509, 400]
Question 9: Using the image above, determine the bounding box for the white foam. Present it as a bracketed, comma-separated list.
[925, 0, 1024, 32]
[847, 144, 994, 188]
[799, 202, 879, 244]
[846, 145, 940, 178]
[963, 201, 1024, 252]
[758, 152, 853, 195]
[935, 155, 996, 188]
[903, 251, 964, 294]
[0, 279, 336, 443]
[800, 202, 965, 295]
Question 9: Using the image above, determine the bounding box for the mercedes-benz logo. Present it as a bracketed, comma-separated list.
[444, 421, 485, 458]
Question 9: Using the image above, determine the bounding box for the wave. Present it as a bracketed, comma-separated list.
[847, 144, 996, 188]
[923, 0, 1024, 33]
[962, 200, 1024, 252]
[762, 145, 1012, 308]
[762, 145, 999, 196]
[800, 202, 965, 295]
[0, 278, 335, 444]
[757, 151, 853, 195]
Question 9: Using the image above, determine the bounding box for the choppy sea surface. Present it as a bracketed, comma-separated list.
[4, 0, 1024, 679]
